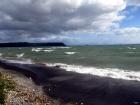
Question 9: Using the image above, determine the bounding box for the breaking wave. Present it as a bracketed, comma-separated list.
[0, 53, 3, 57]
[1, 58, 33, 64]
[64, 52, 77, 55]
[31, 48, 54, 52]
[127, 47, 136, 50]
[2, 58, 140, 81]
[16, 53, 24, 58]
[47, 63, 140, 81]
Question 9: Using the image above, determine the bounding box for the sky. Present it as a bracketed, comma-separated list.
[0, 0, 140, 45]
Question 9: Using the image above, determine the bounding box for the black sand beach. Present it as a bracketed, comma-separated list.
[0, 59, 140, 105]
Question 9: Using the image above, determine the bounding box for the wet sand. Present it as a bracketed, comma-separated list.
[0, 59, 140, 105]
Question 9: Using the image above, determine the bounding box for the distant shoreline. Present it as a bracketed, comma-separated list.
[0, 42, 66, 47]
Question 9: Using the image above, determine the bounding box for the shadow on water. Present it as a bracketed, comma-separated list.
[0, 59, 140, 105]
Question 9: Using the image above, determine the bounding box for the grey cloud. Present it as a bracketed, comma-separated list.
[0, 0, 126, 42]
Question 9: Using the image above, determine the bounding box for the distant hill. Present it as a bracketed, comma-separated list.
[0, 42, 66, 47]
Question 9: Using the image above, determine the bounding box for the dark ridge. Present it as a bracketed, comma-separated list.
[0, 42, 66, 47]
[0, 59, 140, 105]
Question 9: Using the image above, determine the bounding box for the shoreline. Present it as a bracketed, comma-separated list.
[0, 59, 140, 105]
[0, 68, 74, 105]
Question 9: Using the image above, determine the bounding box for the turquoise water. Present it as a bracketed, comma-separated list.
[0, 45, 140, 71]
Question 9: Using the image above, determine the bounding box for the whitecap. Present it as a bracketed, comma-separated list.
[31, 48, 41, 52]
[1, 58, 33, 64]
[51, 47, 71, 49]
[43, 50, 54, 52]
[65, 52, 77, 55]
[127, 47, 136, 50]
[0, 53, 3, 56]
[124, 52, 135, 54]
[16, 53, 24, 58]
[36, 48, 43, 50]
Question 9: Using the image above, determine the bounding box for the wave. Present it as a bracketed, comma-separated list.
[32, 48, 42, 52]
[51, 47, 71, 49]
[2, 58, 140, 81]
[64, 52, 77, 55]
[1, 59, 140, 105]
[47, 63, 140, 81]
[1, 58, 33, 64]
[124, 52, 135, 54]
[31, 47, 71, 53]
[43, 50, 54, 52]
[16, 53, 24, 58]
[127, 47, 136, 50]
[0, 53, 3, 57]
[31, 48, 54, 52]
[44, 47, 71, 50]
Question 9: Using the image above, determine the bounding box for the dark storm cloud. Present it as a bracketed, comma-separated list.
[0, 0, 126, 42]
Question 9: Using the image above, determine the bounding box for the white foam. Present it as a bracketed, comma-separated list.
[31, 47, 71, 53]
[32, 48, 54, 52]
[65, 52, 77, 55]
[127, 47, 136, 50]
[43, 50, 54, 52]
[54, 47, 71, 49]
[47, 63, 140, 81]
[36, 48, 43, 50]
[0, 53, 3, 56]
[124, 52, 135, 54]
[16, 53, 24, 58]
[5, 59, 33, 64]
[32, 48, 41, 52]
[47, 47, 71, 50]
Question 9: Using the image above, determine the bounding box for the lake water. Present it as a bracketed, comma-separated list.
[1, 45, 140, 81]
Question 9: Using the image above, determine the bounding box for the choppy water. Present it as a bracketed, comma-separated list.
[1, 45, 140, 81]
